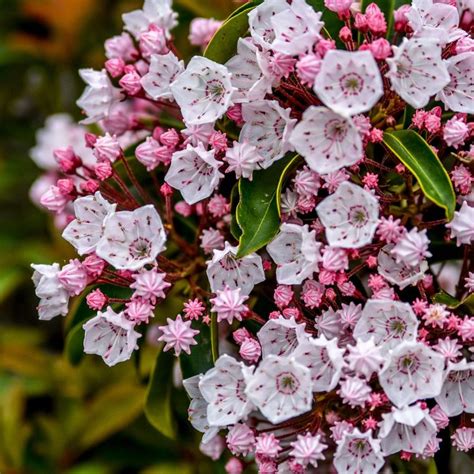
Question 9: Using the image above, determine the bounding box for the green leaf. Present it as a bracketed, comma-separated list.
[0, 267, 25, 304]
[236, 155, 301, 258]
[144, 347, 177, 440]
[230, 183, 242, 240]
[78, 383, 145, 450]
[361, 0, 395, 35]
[433, 291, 474, 313]
[204, 8, 250, 64]
[180, 322, 213, 379]
[64, 323, 85, 366]
[383, 130, 456, 220]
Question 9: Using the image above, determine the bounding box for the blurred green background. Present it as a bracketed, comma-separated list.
[0, 1, 235, 473]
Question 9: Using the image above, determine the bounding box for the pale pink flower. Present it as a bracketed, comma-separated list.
[200, 228, 225, 254]
[290, 106, 363, 174]
[443, 116, 469, 148]
[158, 314, 199, 356]
[433, 337, 462, 360]
[40, 185, 69, 213]
[130, 268, 170, 304]
[316, 182, 380, 248]
[346, 337, 385, 379]
[314, 50, 383, 117]
[377, 215, 405, 243]
[451, 164, 472, 194]
[422, 303, 450, 328]
[58, 259, 88, 296]
[387, 36, 450, 108]
[96, 205, 166, 270]
[451, 427, 474, 452]
[257, 316, 306, 358]
[239, 338, 261, 363]
[430, 405, 449, 430]
[240, 100, 296, 169]
[125, 298, 154, 323]
[165, 143, 223, 205]
[296, 54, 321, 87]
[183, 298, 205, 320]
[199, 354, 254, 426]
[224, 141, 263, 181]
[105, 32, 138, 61]
[83, 306, 141, 366]
[170, 56, 234, 125]
[255, 433, 281, 460]
[135, 137, 172, 171]
[245, 355, 313, 424]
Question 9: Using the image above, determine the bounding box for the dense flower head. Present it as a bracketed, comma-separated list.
[30, 0, 474, 471]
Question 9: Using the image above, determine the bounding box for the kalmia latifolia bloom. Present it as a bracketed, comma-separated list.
[30, 0, 474, 471]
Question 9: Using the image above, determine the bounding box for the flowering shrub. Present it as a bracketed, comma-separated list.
[30, 0, 474, 472]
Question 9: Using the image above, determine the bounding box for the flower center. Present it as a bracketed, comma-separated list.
[340, 73, 364, 96]
[130, 238, 151, 259]
[276, 372, 300, 395]
[348, 205, 368, 227]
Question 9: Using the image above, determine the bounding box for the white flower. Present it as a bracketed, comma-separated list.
[266, 223, 322, 285]
[314, 50, 383, 117]
[30, 114, 94, 170]
[199, 355, 254, 426]
[334, 428, 384, 474]
[245, 355, 313, 424]
[391, 227, 432, 268]
[170, 56, 234, 125]
[76, 69, 123, 124]
[206, 242, 265, 295]
[437, 52, 474, 114]
[31, 263, 69, 320]
[248, 0, 290, 50]
[446, 201, 474, 247]
[290, 106, 363, 174]
[379, 341, 445, 407]
[289, 432, 327, 468]
[225, 38, 272, 104]
[270, 0, 322, 56]
[257, 316, 307, 358]
[224, 141, 264, 180]
[96, 204, 166, 270]
[353, 300, 419, 350]
[407, 0, 465, 46]
[62, 192, 117, 255]
[240, 99, 296, 169]
[316, 182, 379, 248]
[83, 306, 141, 366]
[122, 0, 178, 38]
[377, 244, 428, 289]
[379, 404, 437, 455]
[183, 374, 221, 443]
[346, 337, 385, 379]
[338, 376, 372, 407]
[165, 143, 223, 205]
[293, 335, 344, 392]
[386, 36, 450, 108]
[141, 52, 184, 100]
[435, 359, 474, 416]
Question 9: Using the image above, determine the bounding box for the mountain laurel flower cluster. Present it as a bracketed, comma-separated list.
[30, 0, 474, 472]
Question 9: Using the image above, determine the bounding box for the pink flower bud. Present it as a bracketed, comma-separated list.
[394, 5, 410, 32]
[315, 39, 336, 57]
[54, 146, 81, 173]
[354, 13, 368, 32]
[94, 134, 122, 162]
[189, 18, 222, 48]
[139, 24, 168, 59]
[80, 179, 100, 194]
[159, 128, 180, 148]
[209, 131, 228, 152]
[84, 132, 97, 148]
[368, 38, 391, 60]
[160, 182, 173, 197]
[94, 160, 113, 181]
[226, 105, 243, 125]
[86, 288, 108, 310]
[296, 54, 321, 87]
[239, 338, 261, 363]
[58, 259, 88, 296]
[40, 185, 69, 213]
[82, 254, 106, 279]
[126, 298, 154, 323]
[365, 3, 387, 35]
[119, 69, 142, 96]
[105, 57, 125, 78]
[324, 0, 352, 19]
[174, 200, 193, 217]
[232, 327, 251, 344]
[339, 26, 352, 43]
[136, 137, 172, 171]
[56, 178, 74, 195]
[105, 32, 138, 61]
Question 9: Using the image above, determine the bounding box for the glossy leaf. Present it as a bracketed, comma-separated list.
[433, 291, 474, 313]
[204, 8, 250, 64]
[230, 183, 242, 240]
[144, 347, 177, 440]
[180, 322, 213, 380]
[236, 155, 301, 258]
[64, 323, 85, 366]
[78, 383, 145, 450]
[383, 130, 456, 220]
